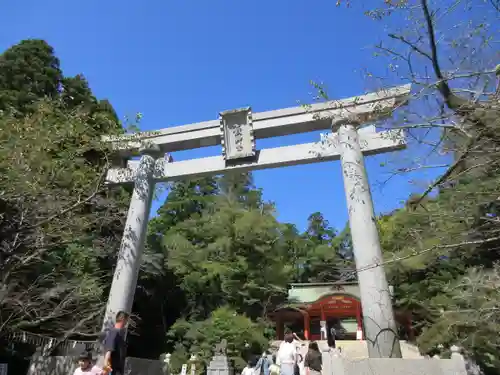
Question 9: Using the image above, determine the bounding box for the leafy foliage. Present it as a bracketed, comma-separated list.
[299, 213, 354, 282]
[378, 175, 500, 372]
[324, 1, 500, 372]
[168, 307, 268, 371]
[138, 172, 354, 366]
[0, 39, 128, 339]
[0, 40, 62, 113]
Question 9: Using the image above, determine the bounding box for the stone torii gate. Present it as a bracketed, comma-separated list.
[102, 84, 411, 359]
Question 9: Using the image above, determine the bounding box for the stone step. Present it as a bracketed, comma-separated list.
[269, 340, 423, 360]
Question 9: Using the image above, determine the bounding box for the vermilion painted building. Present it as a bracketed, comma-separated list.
[268, 282, 414, 342]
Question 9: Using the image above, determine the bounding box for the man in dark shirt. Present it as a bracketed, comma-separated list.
[103, 311, 129, 375]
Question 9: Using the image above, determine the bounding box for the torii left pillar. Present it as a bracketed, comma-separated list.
[102, 145, 159, 330]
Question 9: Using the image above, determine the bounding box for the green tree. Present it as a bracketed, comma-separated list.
[168, 307, 268, 372]
[0, 39, 62, 113]
[304, 212, 336, 244]
[377, 176, 500, 372]
[0, 39, 129, 343]
[164, 194, 291, 320]
[61, 74, 120, 132]
[218, 172, 264, 209]
[297, 213, 354, 282]
[0, 101, 127, 337]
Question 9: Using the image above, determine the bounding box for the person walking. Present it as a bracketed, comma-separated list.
[276, 333, 297, 375]
[102, 311, 130, 375]
[327, 326, 336, 349]
[255, 351, 271, 375]
[295, 353, 305, 375]
[304, 342, 322, 375]
[320, 322, 327, 341]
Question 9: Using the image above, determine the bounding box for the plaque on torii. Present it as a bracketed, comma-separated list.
[219, 107, 256, 162]
[101, 84, 412, 359]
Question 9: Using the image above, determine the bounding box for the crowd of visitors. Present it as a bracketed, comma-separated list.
[241, 332, 323, 375]
[73, 315, 326, 375]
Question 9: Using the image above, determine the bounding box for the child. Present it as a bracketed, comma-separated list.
[241, 360, 255, 375]
[73, 351, 103, 375]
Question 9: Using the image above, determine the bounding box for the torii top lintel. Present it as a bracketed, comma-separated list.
[103, 84, 411, 158]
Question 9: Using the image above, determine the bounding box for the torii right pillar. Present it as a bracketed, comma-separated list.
[334, 115, 402, 358]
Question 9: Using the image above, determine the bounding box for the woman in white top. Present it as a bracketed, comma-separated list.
[276, 333, 297, 375]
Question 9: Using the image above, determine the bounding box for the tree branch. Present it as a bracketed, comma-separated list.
[488, 0, 500, 12]
[420, 0, 468, 110]
[409, 140, 474, 207]
[47, 307, 104, 355]
[387, 33, 433, 62]
[361, 235, 500, 275]
[28, 165, 109, 230]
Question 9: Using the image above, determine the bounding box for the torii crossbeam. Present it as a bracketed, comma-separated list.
[102, 84, 411, 359]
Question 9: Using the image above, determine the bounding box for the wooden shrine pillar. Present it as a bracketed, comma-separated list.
[356, 301, 363, 340]
[303, 311, 310, 340]
[276, 316, 284, 340]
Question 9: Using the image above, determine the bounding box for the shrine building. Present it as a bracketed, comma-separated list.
[268, 282, 414, 342]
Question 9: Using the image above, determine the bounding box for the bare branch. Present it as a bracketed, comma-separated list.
[27, 165, 109, 231]
[488, 0, 500, 12]
[388, 33, 433, 62]
[410, 139, 475, 207]
[420, 0, 469, 110]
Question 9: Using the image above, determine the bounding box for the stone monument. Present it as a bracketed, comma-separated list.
[160, 353, 171, 375]
[207, 340, 233, 375]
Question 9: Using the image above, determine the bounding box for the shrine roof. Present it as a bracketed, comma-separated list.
[287, 282, 361, 304]
[289, 281, 358, 288]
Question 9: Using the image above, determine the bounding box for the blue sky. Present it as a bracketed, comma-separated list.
[0, 0, 445, 231]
